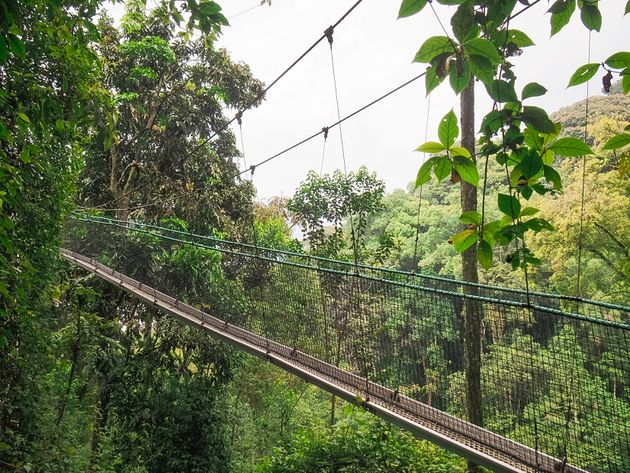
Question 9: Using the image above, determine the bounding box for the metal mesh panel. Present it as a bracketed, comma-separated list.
[62, 216, 630, 473]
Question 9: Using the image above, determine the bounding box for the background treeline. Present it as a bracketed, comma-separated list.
[1, 1, 628, 472]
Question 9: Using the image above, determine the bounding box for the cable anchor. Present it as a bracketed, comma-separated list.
[322, 126, 329, 140]
[324, 26, 334, 46]
[235, 110, 243, 126]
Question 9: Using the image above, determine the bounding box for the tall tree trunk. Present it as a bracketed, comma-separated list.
[460, 82, 483, 471]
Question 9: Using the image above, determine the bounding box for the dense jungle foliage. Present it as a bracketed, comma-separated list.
[1, 0, 629, 472]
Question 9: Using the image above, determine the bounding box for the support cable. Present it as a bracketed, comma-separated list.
[412, 93, 432, 272]
[326, 26, 360, 267]
[562, 30, 593, 471]
[240, 71, 427, 175]
[91, 0, 367, 210]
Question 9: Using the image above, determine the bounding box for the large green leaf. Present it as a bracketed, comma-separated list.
[548, 137, 593, 156]
[544, 165, 562, 191]
[485, 80, 518, 103]
[521, 106, 556, 134]
[438, 110, 459, 148]
[425, 66, 445, 96]
[498, 193, 521, 218]
[479, 110, 503, 135]
[413, 36, 454, 63]
[448, 59, 471, 94]
[453, 155, 479, 186]
[415, 156, 439, 187]
[518, 151, 543, 179]
[463, 38, 501, 65]
[0, 37, 7, 64]
[451, 1, 475, 42]
[451, 229, 477, 253]
[477, 240, 493, 269]
[604, 52, 630, 69]
[626, 0, 630, 15]
[459, 210, 482, 225]
[521, 82, 547, 100]
[503, 29, 534, 48]
[433, 156, 452, 182]
[468, 54, 494, 85]
[550, 0, 576, 36]
[567, 63, 599, 87]
[398, 0, 428, 18]
[580, 3, 602, 32]
[602, 133, 630, 151]
[416, 141, 446, 153]
[450, 146, 471, 158]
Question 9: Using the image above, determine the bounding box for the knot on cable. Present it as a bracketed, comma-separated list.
[235, 110, 243, 126]
[322, 126, 329, 140]
[249, 164, 256, 176]
[324, 26, 334, 45]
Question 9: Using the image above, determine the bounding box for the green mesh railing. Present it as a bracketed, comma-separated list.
[63, 215, 630, 473]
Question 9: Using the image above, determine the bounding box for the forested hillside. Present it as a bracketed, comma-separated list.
[1, 1, 629, 472]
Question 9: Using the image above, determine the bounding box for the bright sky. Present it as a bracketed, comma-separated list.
[215, 0, 629, 200]
[110, 1, 629, 200]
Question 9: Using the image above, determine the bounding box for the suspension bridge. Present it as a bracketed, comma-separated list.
[61, 215, 630, 473]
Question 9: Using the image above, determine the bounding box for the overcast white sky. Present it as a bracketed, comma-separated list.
[117, 1, 629, 200]
[214, 1, 629, 200]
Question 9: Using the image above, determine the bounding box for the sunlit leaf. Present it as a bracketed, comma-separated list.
[453, 155, 479, 186]
[567, 63, 599, 87]
[398, 0, 429, 18]
[413, 36, 455, 63]
[438, 110, 459, 148]
[548, 137, 593, 156]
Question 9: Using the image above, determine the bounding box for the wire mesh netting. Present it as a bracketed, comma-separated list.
[63, 215, 630, 473]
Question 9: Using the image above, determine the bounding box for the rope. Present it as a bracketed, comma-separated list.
[576, 31, 592, 298]
[413, 94, 432, 272]
[325, 26, 360, 267]
[240, 72, 427, 175]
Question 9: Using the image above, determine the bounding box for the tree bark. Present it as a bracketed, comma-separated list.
[460, 82, 483, 471]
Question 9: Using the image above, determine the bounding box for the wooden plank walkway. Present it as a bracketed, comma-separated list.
[61, 248, 588, 473]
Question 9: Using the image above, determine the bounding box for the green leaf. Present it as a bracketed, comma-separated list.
[602, 133, 630, 151]
[626, 0, 630, 15]
[498, 193, 521, 218]
[521, 106, 556, 134]
[433, 156, 452, 181]
[459, 210, 482, 226]
[544, 165, 562, 191]
[463, 38, 501, 65]
[503, 29, 534, 48]
[17, 112, 30, 123]
[416, 141, 446, 153]
[485, 80, 518, 103]
[7, 34, 25, 59]
[477, 240, 493, 269]
[450, 146, 471, 158]
[398, 0, 428, 18]
[580, 3, 601, 32]
[521, 82, 547, 100]
[604, 52, 630, 69]
[548, 137, 593, 156]
[415, 157, 438, 187]
[451, 1, 475, 42]
[518, 151, 543, 178]
[449, 59, 471, 94]
[452, 229, 477, 252]
[413, 36, 454, 63]
[0, 37, 7, 64]
[8, 24, 22, 36]
[438, 110, 459, 148]
[468, 54, 494, 84]
[425, 65, 445, 95]
[520, 207, 540, 217]
[550, 0, 576, 36]
[524, 218, 554, 232]
[453, 155, 479, 186]
[479, 110, 503, 135]
[567, 63, 599, 87]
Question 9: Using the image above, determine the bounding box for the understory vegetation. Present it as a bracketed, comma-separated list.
[1, 0, 629, 472]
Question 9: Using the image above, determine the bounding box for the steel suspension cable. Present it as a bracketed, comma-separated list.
[239, 71, 427, 175]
